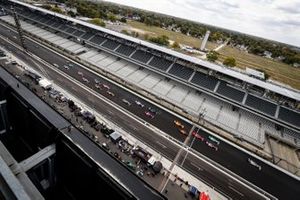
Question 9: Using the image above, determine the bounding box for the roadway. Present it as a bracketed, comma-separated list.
[0, 22, 299, 200]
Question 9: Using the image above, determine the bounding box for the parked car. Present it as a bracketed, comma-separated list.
[179, 129, 187, 136]
[63, 65, 69, 70]
[94, 79, 100, 84]
[102, 143, 110, 151]
[174, 120, 184, 129]
[135, 100, 145, 107]
[107, 91, 115, 97]
[122, 99, 131, 106]
[102, 84, 110, 90]
[145, 111, 155, 119]
[148, 107, 157, 114]
[248, 158, 262, 170]
[95, 84, 101, 89]
[192, 131, 204, 141]
[208, 136, 220, 145]
[82, 77, 89, 83]
[126, 161, 136, 170]
[206, 141, 218, 151]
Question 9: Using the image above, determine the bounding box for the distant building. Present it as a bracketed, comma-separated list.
[275, 56, 285, 61]
[246, 67, 265, 80]
[263, 51, 272, 59]
[293, 63, 300, 68]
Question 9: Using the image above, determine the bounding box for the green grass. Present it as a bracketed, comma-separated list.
[127, 20, 217, 50]
[218, 46, 300, 90]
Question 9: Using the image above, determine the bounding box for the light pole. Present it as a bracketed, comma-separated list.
[198, 108, 206, 125]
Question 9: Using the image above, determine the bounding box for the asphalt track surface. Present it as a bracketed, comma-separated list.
[0, 67, 166, 200]
[0, 23, 299, 200]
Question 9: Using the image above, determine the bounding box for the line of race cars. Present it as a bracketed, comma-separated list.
[174, 120, 220, 151]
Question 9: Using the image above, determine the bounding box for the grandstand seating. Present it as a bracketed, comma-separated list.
[50, 22, 61, 28]
[115, 45, 135, 56]
[278, 107, 300, 127]
[238, 111, 260, 141]
[131, 50, 153, 63]
[65, 27, 76, 34]
[31, 14, 40, 20]
[262, 120, 281, 137]
[168, 63, 194, 80]
[190, 72, 218, 91]
[81, 32, 94, 40]
[89, 35, 106, 45]
[148, 56, 172, 71]
[102, 39, 120, 50]
[284, 129, 300, 140]
[39, 17, 49, 23]
[201, 95, 222, 120]
[57, 32, 69, 38]
[245, 94, 277, 116]
[217, 104, 239, 130]
[216, 82, 245, 102]
[73, 30, 85, 37]
[57, 24, 68, 31]
[45, 20, 55, 26]
[98, 56, 117, 67]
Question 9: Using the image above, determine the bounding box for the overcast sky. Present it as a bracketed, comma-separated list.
[104, 0, 300, 47]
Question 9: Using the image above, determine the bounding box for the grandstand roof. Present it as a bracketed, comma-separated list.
[10, 0, 300, 101]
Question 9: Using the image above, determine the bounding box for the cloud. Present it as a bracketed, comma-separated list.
[184, 0, 239, 12]
[277, 5, 300, 14]
[221, 1, 239, 9]
[282, 19, 300, 27]
[273, 0, 300, 14]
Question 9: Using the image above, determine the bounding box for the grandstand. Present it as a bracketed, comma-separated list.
[1, 0, 300, 148]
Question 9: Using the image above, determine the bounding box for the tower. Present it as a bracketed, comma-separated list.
[200, 30, 210, 51]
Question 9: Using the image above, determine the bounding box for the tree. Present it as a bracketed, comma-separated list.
[67, 10, 76, 17]
[131, 31, 139, 38]
[144, 17, 153, 26]
[210, 31, 224, 42]
[148, 35, 169, 46]
[50, 6, 64, 14]
[90, 18, 105, 27]
[41, 5, 52, 10]
[207, 51, 219, 62]
[121, 29, 130, 35]
[172, 41, 180, 49]
[223, 57, 236, 67]
[108, 13, 117, 22]
[120, 17, 127, 23]
[143, 34, 149, 40]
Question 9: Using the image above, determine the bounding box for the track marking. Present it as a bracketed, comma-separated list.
[129, 125, 138, 131]
[108, 111, 113, 115]
[190, 161, 204, 171]
[229, 186, 244, 197]
[156, 141, 167, 149]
